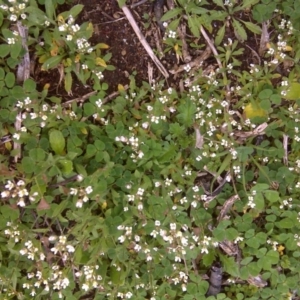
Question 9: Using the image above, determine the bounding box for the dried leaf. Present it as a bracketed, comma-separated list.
[247, 275, 268, 287]
[37, 198, 50, 210]
[217, 195, 239, 223]
[219, 240, 239, 256]
[194, 126, 204, 149]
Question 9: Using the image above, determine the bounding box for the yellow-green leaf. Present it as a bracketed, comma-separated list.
[244, 102, 267, 119]
[64, 72, 72, 93]
[95, 57, 107, 67]
[95, 43, 109, 49]
[285, 82, 300, 100]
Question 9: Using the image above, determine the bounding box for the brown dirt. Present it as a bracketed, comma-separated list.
[34, 0, 260, 101]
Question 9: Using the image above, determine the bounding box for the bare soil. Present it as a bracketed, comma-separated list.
[35, 0, 260, 100]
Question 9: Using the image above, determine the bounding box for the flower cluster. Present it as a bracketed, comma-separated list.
[70, 185, 93, 208]
[267, 34, 293, 65]
[75, 265, 103, 292]
[1, 179, 38, 207]
[247, 190, 256, 209]
[23, 265, 70, 298]
[4, 221, 20, 243]
[58, 15, 93, 54]
[115, 134, 144, 162]
[0, 0, 28, 22]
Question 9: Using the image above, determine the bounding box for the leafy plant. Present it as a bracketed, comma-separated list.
[1, 0, 300, 299]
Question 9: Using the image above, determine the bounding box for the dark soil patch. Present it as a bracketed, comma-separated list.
[34, 0, 263, 101]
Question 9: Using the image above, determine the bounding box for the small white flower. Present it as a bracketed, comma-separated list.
[85, 186, 93, 194]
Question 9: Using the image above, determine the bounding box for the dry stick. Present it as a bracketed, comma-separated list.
[121, 5, 169, 78]
[169, 45, 211, 74]
[283, 134, 288, 166]
[62, 85, 129, 108]
[200, 25, 222, 70]
[15, 22, 30, 163]
[130, 0, 148, 9]
[177, 24, 191, 63]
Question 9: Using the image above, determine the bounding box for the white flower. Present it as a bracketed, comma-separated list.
[76, 200, 83, 208]
[66, 245, 75, 252]
[170, 223, 176, 230]
[85, 186, 93, 194]
[17, 199, 26, 207]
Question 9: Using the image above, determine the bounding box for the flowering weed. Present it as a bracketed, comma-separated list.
[1, 0, 300, 299]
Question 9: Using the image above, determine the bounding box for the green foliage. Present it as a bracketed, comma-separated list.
[1, 0, 300, 299]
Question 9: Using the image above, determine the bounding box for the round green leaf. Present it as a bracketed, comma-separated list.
[264, 190, 280, 203]
[21, 157, 35, 173]
[5, 72, 15, 88]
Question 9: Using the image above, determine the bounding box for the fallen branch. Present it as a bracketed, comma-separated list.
[121, 5, 169, 78]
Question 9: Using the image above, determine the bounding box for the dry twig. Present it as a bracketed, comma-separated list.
[121, 5, 169, 78]
[15, 22, 30, 162]
[169, 45, 211, 74]
[62, 85, 129, 108]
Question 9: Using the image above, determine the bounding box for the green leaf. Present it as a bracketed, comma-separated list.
[236, 146, 253, 162]
[84, 103, 95, 116]
[68, 4, 84, 18]
[266, 250, 279, 264]
[5, 72, 15, 88]
[0, 44, 10, 57]
[160, 7, 183, 22]
[199, 15, 213, 33]
[254, 193, 264, 211]
[270, 94, 281, 105]
[252, 3, 276, 22]
[225, 228, 238, 240]
[215, 24, 225, 46]
[260, 99, 271, 110]
[240, 20, 261, 34]
[10, 42, 22, 59]
[21, 157, 35, 173]
[49, 130, 65, 155]
[239, 0, 260, 10]
[94, 140, 105, 151]
[232, 18, 247, 41]
[212, 0, 225, 9]
[187, 15, 200, 38]
[264, 190, 280, 203]
[176, 100, 197, 126]
[29, 148, 46, 161]
[41, 55, 64, 70]
[45, 0, 55, 19]
[285, 82, 300, 100]
[58, 159, 73, 175]
[117, 0, 126, 8]
[277, 218, 294, 229]
[258, 89, 273, 100]
[23, 78, 37, 92]
[221, 256, 240, 277]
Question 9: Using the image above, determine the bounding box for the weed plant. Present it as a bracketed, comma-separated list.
[0, 0, 300, 299]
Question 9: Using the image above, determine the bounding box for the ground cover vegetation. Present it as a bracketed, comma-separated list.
[0, 0, 300, 299]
